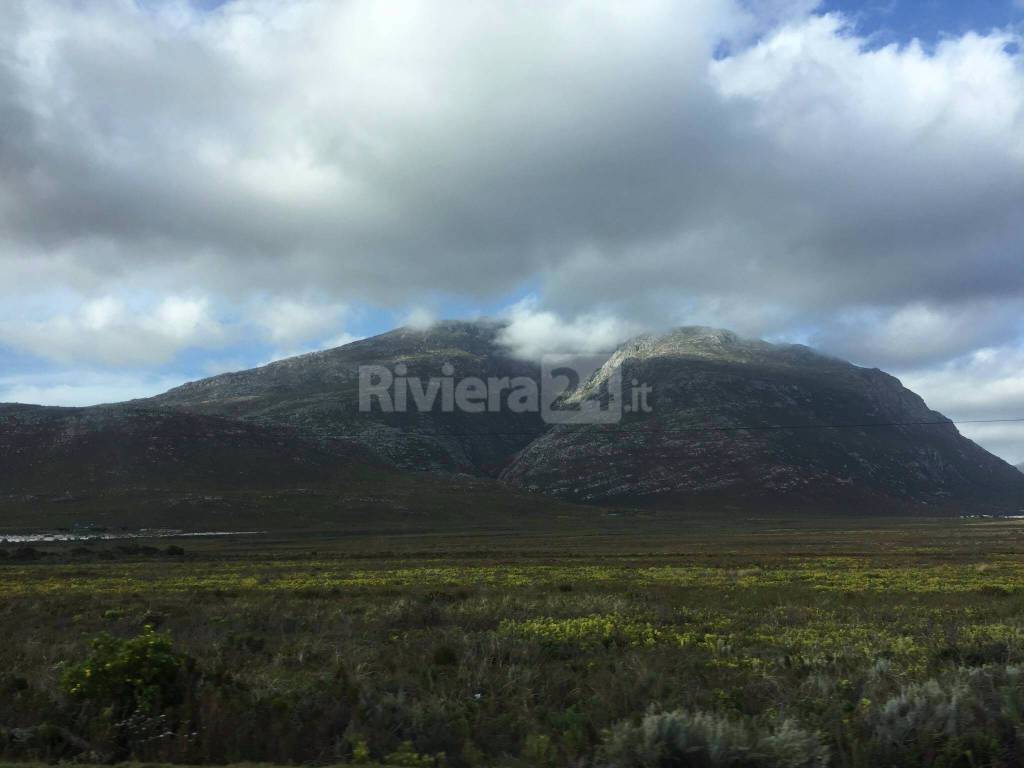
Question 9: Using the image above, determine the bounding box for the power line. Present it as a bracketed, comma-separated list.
[343, 416, 1024, 439]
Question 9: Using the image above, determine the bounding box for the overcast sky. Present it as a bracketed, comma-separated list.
[1, 0, 1023, 462]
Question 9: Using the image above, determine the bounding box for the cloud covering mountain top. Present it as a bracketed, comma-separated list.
[1, 0, 1023, 459]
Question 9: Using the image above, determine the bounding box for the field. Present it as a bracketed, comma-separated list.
[4, 515, 1024, 767]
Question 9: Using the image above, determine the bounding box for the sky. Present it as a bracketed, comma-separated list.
[1, 0, 1023, 463]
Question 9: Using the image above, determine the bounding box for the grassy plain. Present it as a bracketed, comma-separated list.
[4, 514, 1024, 766]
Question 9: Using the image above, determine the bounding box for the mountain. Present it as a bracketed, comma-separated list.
[0, 403, 372, 493]
[4, 321, 1021, 522]
[1018, 463, 1024, 473]
[500, 328, 1024, 515]
[0, 402, 592, 532]
[146, 321, 545, 475]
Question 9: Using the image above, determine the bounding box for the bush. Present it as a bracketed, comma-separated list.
[867, 665, 1024, 766]
[384, 739, 448, 767]
[0, 723, 93, 762]
[598, 708, 828, 768]
[61, 626, 192, 718]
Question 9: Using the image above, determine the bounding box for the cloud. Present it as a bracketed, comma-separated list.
[1, 0, 1024, 460]
[0, 370, 187, 407]
[252, 297, 349, 346]
[321, 332, 362, 349]
[400, 307, 438, 331]
[901, 347, 1024, 421]
[497, 298, 642, 360]
[0, 295, 227, 366]
[900, 346, 1024, 464]
[5, 0, 1018, 321]
[811, 301, 1024, 368]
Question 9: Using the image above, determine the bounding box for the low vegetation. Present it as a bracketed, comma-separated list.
[4, 518, 1024, 766]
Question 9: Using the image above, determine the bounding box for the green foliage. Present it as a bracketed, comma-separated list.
[522, 732, 557, 766]
[498, 614, 662, 650]
[867, 665, 1024, 766]
[351, 738, 372, 763]
[7, 522, 1024, 765]
[384, 739, 448, 767]
[599, 708, 828, 768]
[61, 626, 189, 717]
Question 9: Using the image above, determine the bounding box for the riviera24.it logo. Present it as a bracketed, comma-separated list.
[358, 354, 651, 424]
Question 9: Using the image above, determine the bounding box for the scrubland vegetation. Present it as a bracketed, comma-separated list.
[4, 517, 1024, 766]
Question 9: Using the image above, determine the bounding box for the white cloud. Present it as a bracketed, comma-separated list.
[0, 370, 186, 407]
[401, 307, 437, 331]
[498, 298, 643, 360]
[811, 301, 1024, 368]
[0, 295, 227, 366]
[252, 297, 349, 346]
[321, 332, 361, 349]
[902, 347, 1024, 421]
[900, 345, 1024, 464]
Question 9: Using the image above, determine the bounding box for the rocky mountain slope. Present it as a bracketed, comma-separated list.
[4, 321, 1021, 518]
[146, 321, 545, 474]
[500, 327, 1024, 514]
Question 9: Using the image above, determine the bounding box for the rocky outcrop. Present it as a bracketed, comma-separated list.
[500, 328, 1024, 515]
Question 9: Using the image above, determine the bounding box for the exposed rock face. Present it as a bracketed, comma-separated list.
[500, 328, 1024, 514]
[0, 404, 373, 493]
[146, 321, 546, 474]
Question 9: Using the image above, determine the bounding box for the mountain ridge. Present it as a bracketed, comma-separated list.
[146, 320, 545, 474]
[3, 320, 1022, 519]
[501, 325, 1023, 514]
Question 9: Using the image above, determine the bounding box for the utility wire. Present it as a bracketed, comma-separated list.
[350, 416, 1024, 438]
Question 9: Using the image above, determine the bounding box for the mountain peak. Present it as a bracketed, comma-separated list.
[503, 325, 1024, 513]
[394, 318, 507, 335]
[592, 327, 840, 385]
[4, 316, 1023, 516]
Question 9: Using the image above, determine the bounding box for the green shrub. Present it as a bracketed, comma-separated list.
[384, 739, 447, 767]
[867, 665, 1024, 766]
[598, 708, 828, 768]
[61, 626, 191, 718]
[522, 732, 557, 766]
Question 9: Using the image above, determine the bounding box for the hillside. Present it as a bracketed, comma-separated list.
[501, 328, 1024, 514]
[0, 402, 595, 531]
[4, 321, 1022, 520]
[0, 403, 375, 494]
[146, 321, 545, 475]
